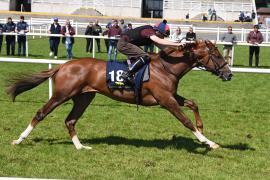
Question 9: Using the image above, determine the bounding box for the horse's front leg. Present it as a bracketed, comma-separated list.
[175, 95, 203, 133]
[158, 94, 219, 149]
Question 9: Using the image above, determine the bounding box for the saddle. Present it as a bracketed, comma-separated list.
[106, 60, 150, 105]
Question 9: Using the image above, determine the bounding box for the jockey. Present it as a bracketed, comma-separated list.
[117, 19, 185, 84]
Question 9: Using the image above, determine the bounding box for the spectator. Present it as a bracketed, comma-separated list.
[171, 27, 184, 42]
[0, 23, 3, 54]
[92, 19, 102, 52]
[211, 9, 217, 21]
[85, 21, 93, 53]
[61, 20, 75, 60]
[208, 8, 212, 19]
[185, 13, 189, 22]
[102, 20, 112, 53]
[48, 18, 61, 59]
[239, 11, 245, 22]
[108, 19, 121, 61]
[119, 19, 127, 32]
[251, 10, 256, 22]
[16, 16, 29, 56]
[202, 14, 208, 21]
[4, 17, 16, 56]
[247, 25, 263, 67]
[186, 27, 196, 41]
[221, 26, 237, 66]
[127, 23, 133, 31]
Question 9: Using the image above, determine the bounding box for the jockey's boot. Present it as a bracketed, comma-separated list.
[121, 56, 150, 84]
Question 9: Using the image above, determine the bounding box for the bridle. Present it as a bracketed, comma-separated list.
[197, 45, 228, 76]
[159, 41, 228, 78]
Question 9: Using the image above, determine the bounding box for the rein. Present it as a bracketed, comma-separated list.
[160, 59, 179, 77]
[197, 47, 227, 75]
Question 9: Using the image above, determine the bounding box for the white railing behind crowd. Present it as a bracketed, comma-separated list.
[1, 32, 270, 63]
[163, 0, 253, 12]
[33, 0, 141, 7]
[1, 17, 269, 43]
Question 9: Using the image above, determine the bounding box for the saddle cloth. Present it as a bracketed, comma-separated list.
[106, 60, 150, 105]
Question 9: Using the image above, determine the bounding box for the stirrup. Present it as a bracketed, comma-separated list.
[121, 71, 134, 85]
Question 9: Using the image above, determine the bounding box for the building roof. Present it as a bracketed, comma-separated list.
[257, 8, 270, 14]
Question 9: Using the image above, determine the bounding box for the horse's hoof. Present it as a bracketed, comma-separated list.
[82, 145, 92, 150]
[198, 128, 203, 134]
[76, 145, 92, 150]
[210, 143, 220, 149]
[11, 140, 19, 145]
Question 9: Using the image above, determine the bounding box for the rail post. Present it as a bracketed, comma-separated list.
[48, 63, 53, 99]
[93, 37, 95, 58]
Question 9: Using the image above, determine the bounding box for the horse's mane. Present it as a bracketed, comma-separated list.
[150, 39, 213, 63]
[159, 40, 201, 57]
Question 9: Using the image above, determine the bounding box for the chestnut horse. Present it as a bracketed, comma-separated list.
[7, 40, 232, 150]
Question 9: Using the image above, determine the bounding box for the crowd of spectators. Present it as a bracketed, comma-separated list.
[238, 10, 256, 23]
[85, 18, 132, 61]
[0, 16, 266, 67]
[220, 24, 263, 67]
[0, 16, 29, 56]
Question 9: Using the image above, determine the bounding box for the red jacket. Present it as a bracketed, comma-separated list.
[108, 25, 121, 37]
[247, 31, 263, 44]
[61, 25, 75, 44]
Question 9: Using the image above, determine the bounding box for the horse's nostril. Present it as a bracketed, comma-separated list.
[227, 73, 233, 80]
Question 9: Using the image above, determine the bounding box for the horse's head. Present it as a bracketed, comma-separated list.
[191, 40, 232, 81]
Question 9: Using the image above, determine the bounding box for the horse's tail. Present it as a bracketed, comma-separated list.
[6, 66, 60, 102]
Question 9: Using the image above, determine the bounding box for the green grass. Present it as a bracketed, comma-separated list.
[0, 38, 270, 179]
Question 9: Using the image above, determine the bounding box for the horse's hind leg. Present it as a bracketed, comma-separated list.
[12, 95, 69, 145]
[65, 92, 96, 150]
[175, 95, 203, 133]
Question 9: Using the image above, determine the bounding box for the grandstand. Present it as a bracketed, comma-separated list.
[0, 0, 256, 21]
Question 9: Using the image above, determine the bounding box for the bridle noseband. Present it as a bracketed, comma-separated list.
[197, 45, 227, 76]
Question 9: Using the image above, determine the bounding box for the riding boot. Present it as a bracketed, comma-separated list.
[121, 56, 150, 84]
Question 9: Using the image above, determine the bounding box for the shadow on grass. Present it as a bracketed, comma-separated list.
[31, 135, 254, 156]
[220, 143, 256, 151]
[32, 135, 209, 155]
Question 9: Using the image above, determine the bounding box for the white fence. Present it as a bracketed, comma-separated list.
[1, 32, 270, 65]
[1, 17, 268, 42]
[164, 0, 253, 12]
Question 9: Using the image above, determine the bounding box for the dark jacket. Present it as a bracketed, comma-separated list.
[0, 24, 4, 39]
[186, 32, 196, 41]
[4, 22, 16, 40]
[49, 23, 61, 40]
[92, 24, 102, 36]
[61, 25, 75, 44]
[85, 25, 93, 38]
[16, 21, 28, 31]
[121, 25, 156, 46]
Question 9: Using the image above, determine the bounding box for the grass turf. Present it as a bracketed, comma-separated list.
[0, 38, 269, 179]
